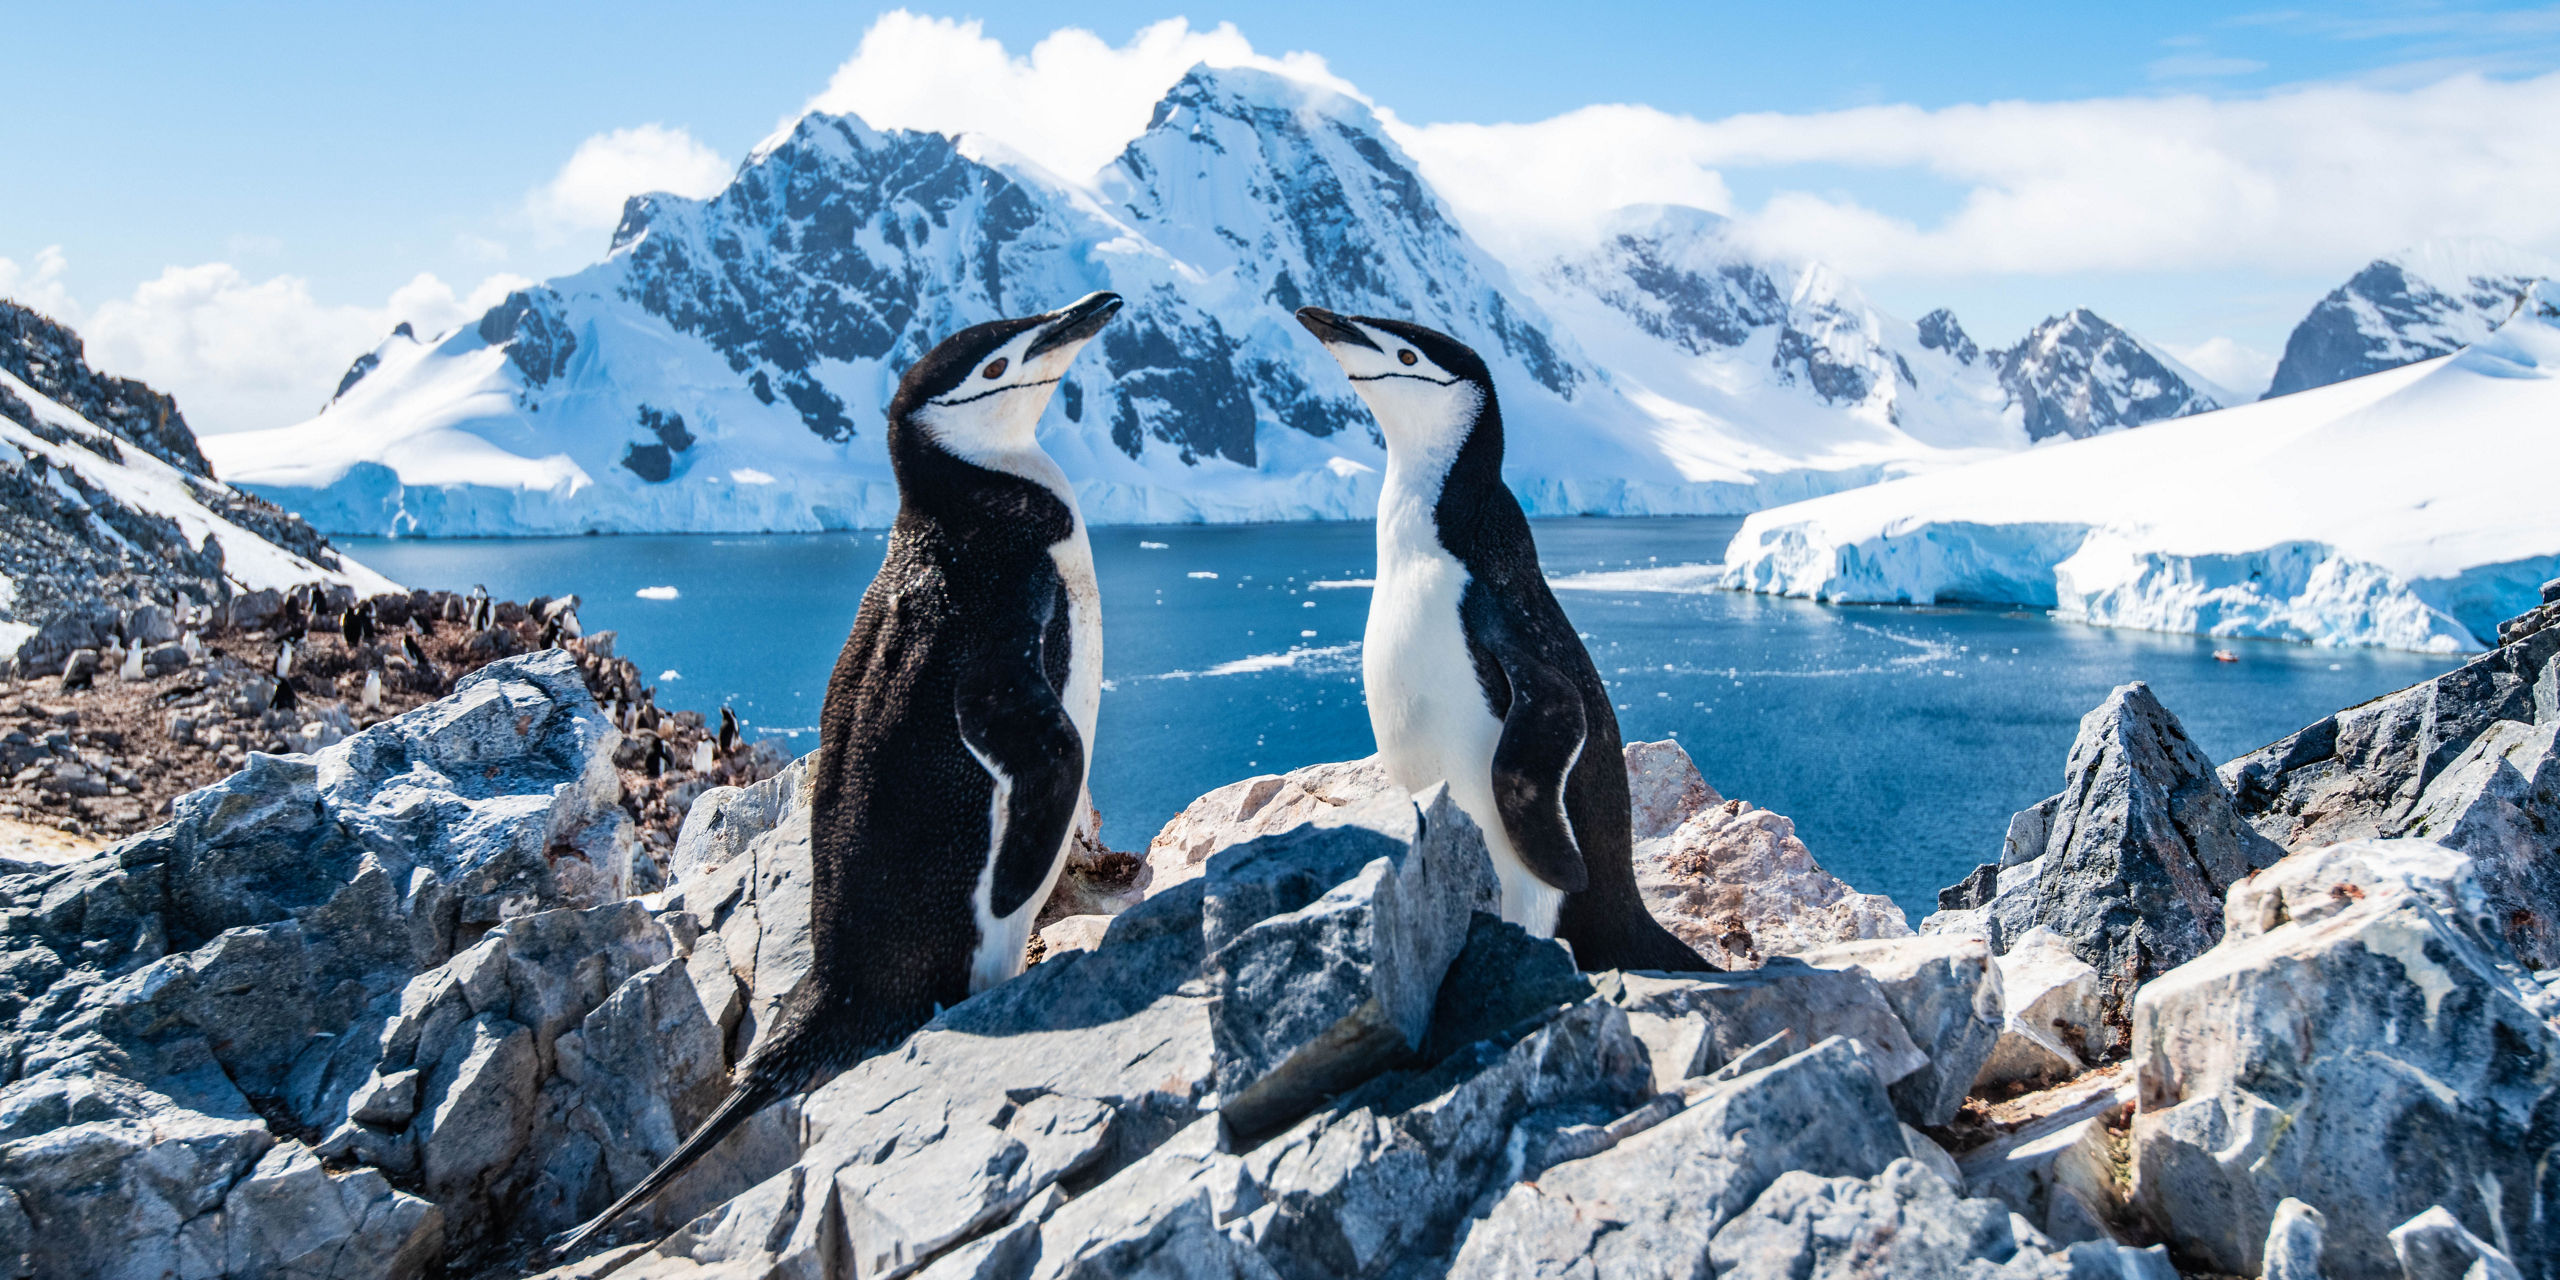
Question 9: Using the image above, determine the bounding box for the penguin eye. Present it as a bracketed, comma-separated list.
[982, 357, 1009, 380]
[1397, 350, 1418, 366]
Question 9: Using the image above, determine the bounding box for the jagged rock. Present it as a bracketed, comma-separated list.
[1140, 756, 1401, 895]
[1974, 927, 2108, 1090]
[1625, 741, 1911, 967]
[2390, 1205, 2526, 1280]
[1930, 682, 2282, 1032]
[1954, 1067, 2137, 1248]
[2128, 840, 2560, 1278]
[667, 755, 808, 884]
[1206, 783, 1497, 1136]
[1421, 912, 1592, 1063]
[2224, 625, 2560, 968]
[1602, 963, 1929, 1100]
[2263, 1198, 2327, 1280]
[1802, 932, 2004, 1128]
[1449, 1036, 1911, 1276]
[1035, 913, 1113, 956]
[0, 651, 630, 1276]
[1706, 1159, 2022, 1278]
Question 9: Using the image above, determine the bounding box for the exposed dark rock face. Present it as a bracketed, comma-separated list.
[477, 290, 579, 392]
[620, 405, 696, 482]
[0, 305, 354, 631]
[2265, 254, 2544, 399]
[1917, 308, 1980, 365]
[0, 300, 213, 476]
[2223, 584, 2560, 968]
[1994, 309, 2223, 441]
[1929, 682, 2283, 1028]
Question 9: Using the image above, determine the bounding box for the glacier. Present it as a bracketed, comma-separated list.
[199, 66, 2223, 537]
[1719, 284, 2560, 652]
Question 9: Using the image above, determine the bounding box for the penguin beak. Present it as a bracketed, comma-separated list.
[1026, 292, 1123, 359]
[1294, 306, 1381, 352]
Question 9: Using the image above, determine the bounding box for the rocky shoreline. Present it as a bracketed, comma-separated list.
[0, 590, 2554, 1278]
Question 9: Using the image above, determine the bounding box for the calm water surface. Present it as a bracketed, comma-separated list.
[347, 519, 2458, 917]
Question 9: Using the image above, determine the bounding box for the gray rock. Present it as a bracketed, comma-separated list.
[1421, 912, 1592, 1063]
[1932, 682, 2282, 1030]
[0, 651, 629, 1275]
[668, 754, 808, 884]
[1975, 927, 2107, 1090]
[2129, 840, 2560, 1278]
[1801, 932, 2004, 1127]
[1601, 961, 1929, 1092]
[1207, 783, 1497, 1136]
[125, 603, 179, 646]
[2223, 625, 2560, 968]
[1448, 1036, 1911, 1278]
[1706, 1158, 2021, 1278]
[2263, 1197, 2327, 1280]
[2389, 1205, 2526, 1280]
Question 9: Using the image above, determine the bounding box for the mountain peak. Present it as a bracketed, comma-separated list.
[1995, 309, 2222, 441]
[2264, 237, 2552, 399]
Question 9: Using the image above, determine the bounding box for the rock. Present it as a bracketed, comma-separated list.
[125, 604, 179, 647]
[2263, 1198, 2327, 1280]
[1601, 961, 1929, 1096]
[1801, 932, 2004, 1128]
[1624, 741, 1910, 967]
[1421, 912, 1592, 1063]
[1623, 737, 1720, 840]
[1931, 682, 2283, 1033]
[2390, 1205, 2526, 1280]
[1036, 913, 1113, 957]
[1206, 783, 1497, 1137]
[667, 755, 807, 884]
[0, 651, 632, 1276]
[1954, 1066, 2138, 1247]
[2223, 624, 2560, 969]
[1705, 1159, 2020, 1278]
[1140, 756, 1402, 896]
[1449, 1036, 1912, 1276]
[219, 1141, 443, 1280]
[2128, 840, 2560, 1277]
[1974, 927, 2107, 1090]
[56, 648, 97, 691]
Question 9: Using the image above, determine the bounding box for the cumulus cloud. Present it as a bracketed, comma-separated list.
[786, 11, 1351, 182]
[65, 262, 528, 435]
[1392, 72, 2560, 284]
[527, 124, 731, 235]
[0, 247, 77, 321]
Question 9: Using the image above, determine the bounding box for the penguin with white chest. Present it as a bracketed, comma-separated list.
[554, 291, 1122, 1252]
[1296, 307, 1712, 973]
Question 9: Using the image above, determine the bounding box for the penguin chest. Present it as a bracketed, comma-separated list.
[1364, 546, 1504, 821]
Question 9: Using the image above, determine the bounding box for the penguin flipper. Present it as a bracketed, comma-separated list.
[1488, 657, 1592, 894]
[955, 643, 1086, 920]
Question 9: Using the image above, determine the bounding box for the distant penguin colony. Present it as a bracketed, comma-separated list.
[553, 290, 1125, 1252]
[1295, 307, 1713, 972]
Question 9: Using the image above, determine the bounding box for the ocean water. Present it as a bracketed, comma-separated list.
[345, 518, 2459, 918]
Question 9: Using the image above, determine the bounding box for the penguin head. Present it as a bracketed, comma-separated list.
[1293, 308, 1491, 459]
[890, 292, 1123, 464]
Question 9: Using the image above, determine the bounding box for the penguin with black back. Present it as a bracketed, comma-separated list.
[1294, 306, 1712, 973]
[552, 290, 1124, 1254]
[717, 706, 740, 758]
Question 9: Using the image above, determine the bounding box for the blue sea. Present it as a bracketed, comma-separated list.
[346, 518, 2458, 918]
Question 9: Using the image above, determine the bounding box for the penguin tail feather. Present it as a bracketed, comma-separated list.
[545, 1069, 784, 1258]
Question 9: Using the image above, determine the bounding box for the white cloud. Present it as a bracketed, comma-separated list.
[2163, 336, 2280, 399]
[785, 11, 1351, 182]
[70, 262, 528, 435]
[527, 124, 731, 235]
[1391, 71, 2560, 285]
[0, 247, 76, 321]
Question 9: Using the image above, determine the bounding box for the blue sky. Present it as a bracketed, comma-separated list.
[5, 2, 2558, 431]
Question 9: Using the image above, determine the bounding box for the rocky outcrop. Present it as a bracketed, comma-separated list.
[1146, 741, 1910, 970]
[1930, 682, 2283, 1030]
[2224, 603, 2560, 968]
[2127, 839, 2560, 1277]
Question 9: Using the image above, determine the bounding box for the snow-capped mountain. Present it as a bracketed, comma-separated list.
[206, 66, 2221, 536]
[1990, 309, 2228, 440]
[0, 301, 394, 647]
[2264, 239, 2555, 399]
[1721, 283, 2560, 652]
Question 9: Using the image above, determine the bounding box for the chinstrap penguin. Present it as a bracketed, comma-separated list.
[1295, 306, 1712, 973]
[553, 290, 1123, 1253]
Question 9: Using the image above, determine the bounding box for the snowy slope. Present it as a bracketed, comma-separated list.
[2264, 238, 2555, 399]
[0, 307, 396, 648]
[206, 67, 2223, 536]
[1718, 284, 2560, 652]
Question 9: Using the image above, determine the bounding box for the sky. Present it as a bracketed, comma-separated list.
[5, 1, 2560, 433]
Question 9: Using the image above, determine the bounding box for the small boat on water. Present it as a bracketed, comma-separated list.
[2212, 649, 2240, 663]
